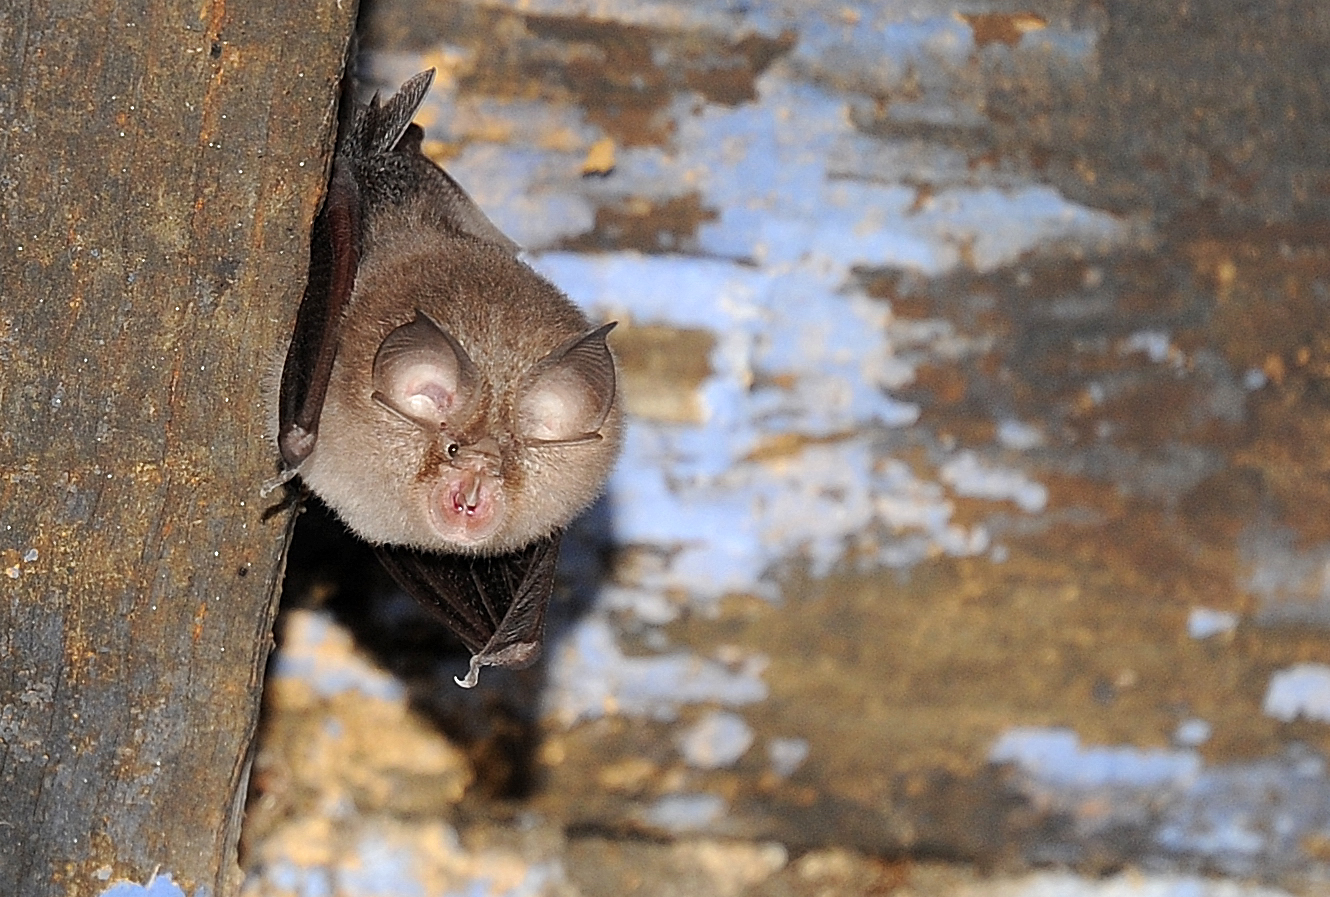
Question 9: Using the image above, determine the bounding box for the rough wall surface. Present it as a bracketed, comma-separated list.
[0, 3, 355, 895]
[240, 1, 1330, 895]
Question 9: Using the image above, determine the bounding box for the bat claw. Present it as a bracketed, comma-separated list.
[453, 639, 542, 688]
[260, 465, 300, 497]
[454, 655, 484, 688]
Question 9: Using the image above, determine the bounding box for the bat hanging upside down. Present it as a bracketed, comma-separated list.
[272, 70, 621, 687]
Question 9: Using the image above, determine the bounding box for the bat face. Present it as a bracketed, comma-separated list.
[275, 70, 621, 686]
[297, 230, 620, 556]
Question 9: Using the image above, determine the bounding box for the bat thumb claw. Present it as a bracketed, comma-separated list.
[260, 465, 300, 497]
[453, 640, 542, 688]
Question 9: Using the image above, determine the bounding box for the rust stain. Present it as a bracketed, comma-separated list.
[958, 12, 1047, 48]
[742, 431, 857, 465]
[200, 0, 227, 44]
[560, 193, 718, 254]
[955, 234, 977, 270]
[910, 361, 967, 406]
[1263, 353, 1286, 385]
[907, 182, 935, 215]
[581, 137, 617, 177]
[613, 322, 714, 423]
[193, 601, 208, 644]
[443, 10, 794, 147]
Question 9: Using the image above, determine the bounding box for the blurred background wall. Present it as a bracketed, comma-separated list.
[241, 1, 1330, 895]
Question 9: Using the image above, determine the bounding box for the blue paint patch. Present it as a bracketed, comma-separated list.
[1156, 748, 1330, 875]
[1263, 664, 1330, 723]
[767, 737, 810, 778]
[467, 860, 565, 897]
[677, 710, 755, 769]
[992, 727, 1330, 875]
[991, 728, 1201, 791]
[996, 419, 1046, 451]
[244, 822, 568, 896]
[1188, 607, 1239, 640]
[1242, 525, 1330, 627]
[263, 859, 332, 897]
[939, 451, 1048, 513]
[1173, 719, 1213, 748]
[336, 832, 427, 897]
[98, 874, 188, 897]
[1120, 329, 1175, 364]
[543, 618, 767, 723]
[269, 609, 406, 701]
[640, 793, 728, 832]
[966, 870, 1295, 897]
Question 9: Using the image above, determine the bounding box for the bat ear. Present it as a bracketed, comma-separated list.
[517, 322, 617, 443]
[372, 311, 479, 429]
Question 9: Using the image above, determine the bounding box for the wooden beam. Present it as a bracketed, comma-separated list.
[0, 2, 357, 894]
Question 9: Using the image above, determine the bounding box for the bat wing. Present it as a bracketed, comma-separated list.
[277, 159, 361, 468]
[373, 533, 562, 688]
[393, 122, 521, 255]
[277, 71, 436, 469]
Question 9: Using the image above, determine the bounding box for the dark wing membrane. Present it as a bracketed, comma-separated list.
[373, 533, 562, 687]
[278, 161, 362, 467]
[346, 69, 435, 160]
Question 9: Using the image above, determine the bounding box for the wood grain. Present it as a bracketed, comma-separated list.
[0, 2, 357, 894]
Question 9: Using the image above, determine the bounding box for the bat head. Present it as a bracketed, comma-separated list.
[365, 311, 616, 550]
[286, 84, 622, 557]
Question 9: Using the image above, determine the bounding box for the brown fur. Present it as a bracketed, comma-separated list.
[297, 198, 622, 555]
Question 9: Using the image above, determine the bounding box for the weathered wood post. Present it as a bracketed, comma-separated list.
[0, 3, 356, 894]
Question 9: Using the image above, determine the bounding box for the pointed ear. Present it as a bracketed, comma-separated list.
[517, 323, 617, 443]
[372, 311, 479, 429]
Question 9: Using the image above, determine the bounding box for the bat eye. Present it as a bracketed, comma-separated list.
[446, 442, 461, 459]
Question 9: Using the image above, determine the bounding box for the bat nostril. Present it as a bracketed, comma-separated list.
[452, 485, 483, 515]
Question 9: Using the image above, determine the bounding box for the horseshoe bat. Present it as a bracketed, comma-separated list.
[274, 70, 621, 687]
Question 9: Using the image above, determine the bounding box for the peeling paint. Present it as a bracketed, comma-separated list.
[1264, 665, 1330, 724]
[98, 873, 191, 897]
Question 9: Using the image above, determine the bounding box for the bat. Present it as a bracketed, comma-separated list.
[273, 70, 621, 687]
